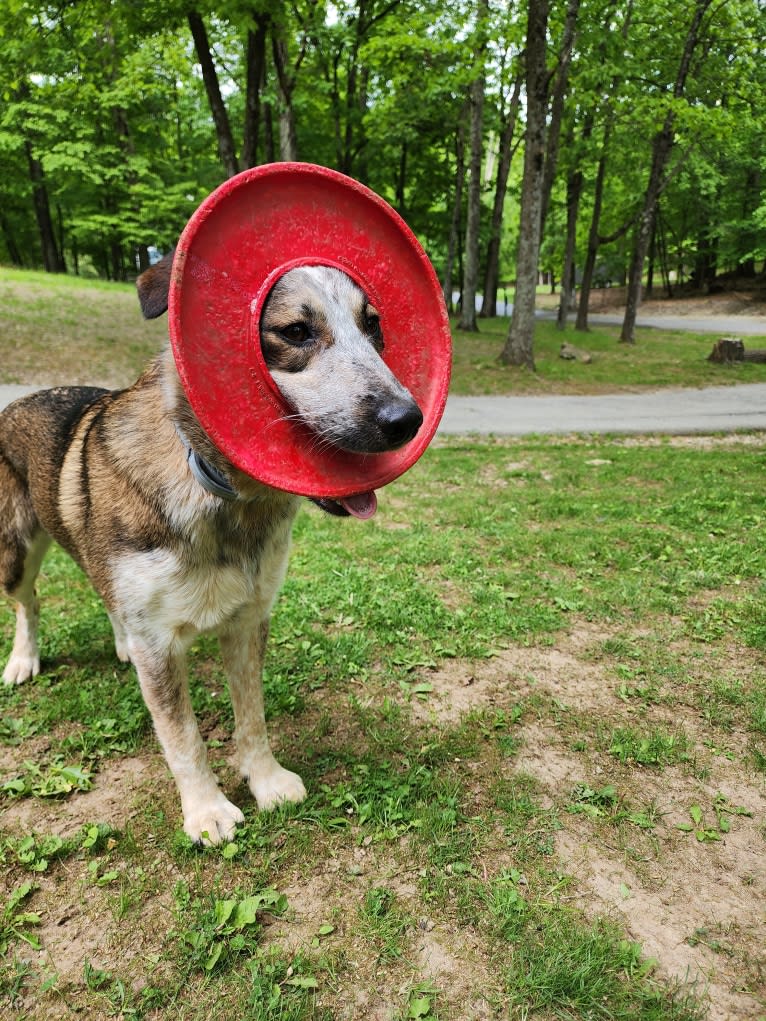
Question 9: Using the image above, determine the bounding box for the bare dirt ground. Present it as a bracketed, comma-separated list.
[419, 626, 766, 1021]
[584, 283, 766, 317]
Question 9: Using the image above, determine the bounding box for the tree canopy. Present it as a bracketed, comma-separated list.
[1, 0, 764, 353]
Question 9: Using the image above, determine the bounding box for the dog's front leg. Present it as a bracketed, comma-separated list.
[219, 615, 307, 811]
[128, 638, 244, 844]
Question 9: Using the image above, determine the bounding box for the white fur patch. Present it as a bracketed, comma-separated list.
[109, 520, 292, 646]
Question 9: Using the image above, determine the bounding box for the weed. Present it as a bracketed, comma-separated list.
[358, 886, 412, 962]
[173, 884, 288, 976]
[0, 823, 113, 874]
[0, 881, 41, 955]
[607, 726, 692, 767]
[676, 795, 752, 842]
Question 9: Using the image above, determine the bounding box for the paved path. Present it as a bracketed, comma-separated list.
[437, 385, 766, 436]
[0, 385, 37, 408]
[3, 381, 766, 436]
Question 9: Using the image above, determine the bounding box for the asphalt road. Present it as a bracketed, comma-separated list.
[2, 381, 766, 437]
[437, 385, 766, 436]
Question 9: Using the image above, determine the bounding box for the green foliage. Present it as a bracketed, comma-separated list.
[1, 0, 764, 296]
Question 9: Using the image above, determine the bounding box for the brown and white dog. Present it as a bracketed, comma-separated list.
[0, 254, 422, 843]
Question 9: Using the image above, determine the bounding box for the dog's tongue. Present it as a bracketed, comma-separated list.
[339, 490, 378, 519]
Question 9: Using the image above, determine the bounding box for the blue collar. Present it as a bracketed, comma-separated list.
[175, 425, 238, 501]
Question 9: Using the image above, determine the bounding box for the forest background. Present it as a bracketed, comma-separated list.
[1, 0, 765, 365]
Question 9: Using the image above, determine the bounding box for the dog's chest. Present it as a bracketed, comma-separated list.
[111, 517, 292, 637]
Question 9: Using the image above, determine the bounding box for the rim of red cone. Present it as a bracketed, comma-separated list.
[167, 163, 452, 500]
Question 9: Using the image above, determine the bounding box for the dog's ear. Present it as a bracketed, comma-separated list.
[136, 249, 175, 319]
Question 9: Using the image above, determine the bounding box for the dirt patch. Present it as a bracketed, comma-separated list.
[409, 623, 766, 1019]
[415, 623, 621, 726]
[585, 285, 766, 318]
[1, 754, 166, 840]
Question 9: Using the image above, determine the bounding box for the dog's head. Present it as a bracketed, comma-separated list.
[260, 265, 422, 453]
[137, 255, 423, 517]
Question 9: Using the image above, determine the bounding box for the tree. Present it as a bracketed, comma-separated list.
[500, 0, 551, 369]
[620, 0, 712, 343]
[188, 9, 240, 177]
[480, 69, 522, 318]
[457, 50, 486, 331]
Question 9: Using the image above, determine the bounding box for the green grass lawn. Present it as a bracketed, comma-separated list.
[2, 434, 765, 1019]
[450, 315, 766, 395]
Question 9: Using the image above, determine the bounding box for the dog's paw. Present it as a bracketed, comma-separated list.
[3, 653, 40, 686]
[182, 793, 245, 846]
[249, 764, 307, 811]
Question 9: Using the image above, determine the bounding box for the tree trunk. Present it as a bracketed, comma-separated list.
[574, 2, 630, 331]
[25, 140, 65, 273]
[242, 15, 269, 169]
[575, 145, 607, 331]
[272, 35, 299, 161]
[620, 0, 711, 343]
[442, 119, 466, 313]
[0, 212, 24, 266]
[540, 0, 580, 236]
[657, 209, 673, 296]
[188, 10, 239, 178]
[500, 0, 550, 368]
[645, 216, 657, 299]
[136, 243, 150, 273]
[557, 107, 595, 329]
[110, 239, 123, 282]
[557, 166, 583, 329]
[457, 70, 485, 332]
[693, 209, 718, 292]
[481, 74, 521, 317]
[395, 140, 407, 215]
[263, 102, 276, 163]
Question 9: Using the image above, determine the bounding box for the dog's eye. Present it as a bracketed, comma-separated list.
[363, 311, 380, 336]
[280, 322, 311, 345]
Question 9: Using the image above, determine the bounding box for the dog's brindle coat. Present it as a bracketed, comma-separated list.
[0, 256, 422, 843]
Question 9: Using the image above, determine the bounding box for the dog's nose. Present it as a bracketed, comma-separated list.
[375, 401, 423, 447]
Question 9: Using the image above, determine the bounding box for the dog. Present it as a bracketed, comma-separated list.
[0, 253, 423, 844]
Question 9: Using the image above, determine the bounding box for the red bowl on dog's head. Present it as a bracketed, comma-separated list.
[167, 163, 451, 501]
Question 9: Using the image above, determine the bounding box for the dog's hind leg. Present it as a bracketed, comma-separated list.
[219, 612, 307, 811]
[0, 458, 51, 685]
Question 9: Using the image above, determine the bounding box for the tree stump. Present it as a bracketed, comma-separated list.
[707, 338, 744, 363]
[708, 337, 766, 364]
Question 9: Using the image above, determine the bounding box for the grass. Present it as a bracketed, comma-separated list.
[0, 267, 166, 388]
[450, 315, 766, 395]
[1, 269, 766, 1017]
[2, 435, 766, 1018]
[2, 264, 766, 393]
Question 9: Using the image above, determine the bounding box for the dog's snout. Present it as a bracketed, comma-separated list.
[375, 401, 423, 448]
